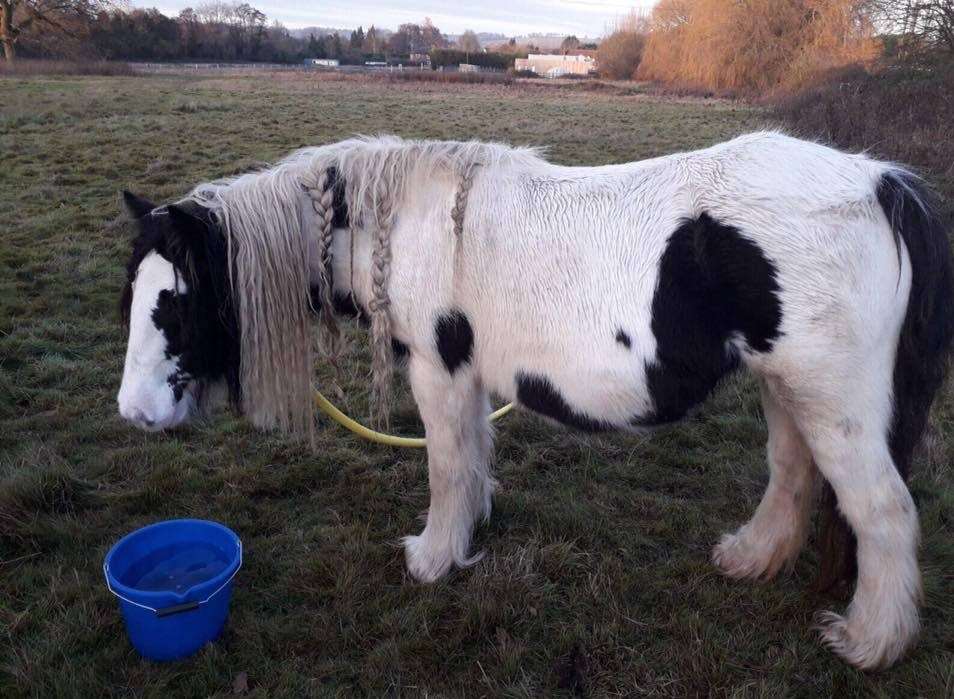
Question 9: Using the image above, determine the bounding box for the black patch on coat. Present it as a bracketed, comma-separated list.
[615, 329, 631, 348]
[635, 212, 782, 425]
[516, 372, 610, 432]
[435, 310, 473, 374]
[326, 167, 349, 230]
[120, 198, 241, 407]
[392, 338, 410, 360]
[152, 289, 186, 357]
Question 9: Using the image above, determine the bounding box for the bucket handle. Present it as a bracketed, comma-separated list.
[104, 540, 242, 617]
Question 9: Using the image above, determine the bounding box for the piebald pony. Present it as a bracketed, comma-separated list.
[117, 133, 953, 670]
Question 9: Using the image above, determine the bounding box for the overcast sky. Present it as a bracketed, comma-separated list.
[132, 1, 657, 38]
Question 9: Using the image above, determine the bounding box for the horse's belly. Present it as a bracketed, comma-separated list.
[480, 331, 738, 432]
[477, 325, 659, 431]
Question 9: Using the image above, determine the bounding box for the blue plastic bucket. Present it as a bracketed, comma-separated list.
[103, 519, 242, 662]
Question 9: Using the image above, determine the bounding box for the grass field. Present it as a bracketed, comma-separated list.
[1, 73, 952, 697]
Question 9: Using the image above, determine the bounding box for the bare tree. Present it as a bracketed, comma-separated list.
[420, 16, 445, 50]
[869, 0, 954, 56]
[389, 19, 445, 56]
[458, 28, 479, 61]
[1, 0, 107, 60]
[597, 27, 646, 79]
[233, 2, 264, 56]
[364, 24, 379, 54]
[195, 1, 232, 25]
[596, 9, 650, 80]
[388, 23, 417, 54]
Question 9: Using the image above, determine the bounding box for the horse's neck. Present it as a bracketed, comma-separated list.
[320, 225, 374, 310]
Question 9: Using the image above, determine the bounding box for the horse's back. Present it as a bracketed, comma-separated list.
[455, 132, 901, 428]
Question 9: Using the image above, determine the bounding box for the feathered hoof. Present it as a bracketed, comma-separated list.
[403, 534, 484, 583]
[711, 530, 791, 582]
[814, 610, 917, 671]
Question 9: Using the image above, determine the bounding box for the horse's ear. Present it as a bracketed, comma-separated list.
[167, 204, 204, 234]
[122, 190, 155, 219]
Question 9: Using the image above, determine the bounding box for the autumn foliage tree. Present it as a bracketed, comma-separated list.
[637, 0, 878, 93]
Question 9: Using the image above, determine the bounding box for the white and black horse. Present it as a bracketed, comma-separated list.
[117, 133, 953, 670]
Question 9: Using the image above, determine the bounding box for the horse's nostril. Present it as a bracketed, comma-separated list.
[142, 417, 155, 427]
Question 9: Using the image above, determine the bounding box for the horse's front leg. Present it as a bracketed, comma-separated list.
[403, 355, 495, 582]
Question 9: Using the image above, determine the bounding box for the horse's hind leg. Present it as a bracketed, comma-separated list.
[806, 414, 920, 667]
[402, 356, 495, 582]
[780, 368, 920, 669]
[712, 379, 816, 580]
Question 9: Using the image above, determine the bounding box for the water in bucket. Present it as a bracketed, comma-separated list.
[130, 542, 231, 593]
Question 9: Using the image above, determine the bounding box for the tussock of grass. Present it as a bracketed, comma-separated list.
[0, 448, 97, 553]
[0, 73, 951, 696]
[0, 449, 94, 512]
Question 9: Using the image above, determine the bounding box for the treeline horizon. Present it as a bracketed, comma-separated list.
[7, 4, 560, 65]
[7, 0, 953, 101]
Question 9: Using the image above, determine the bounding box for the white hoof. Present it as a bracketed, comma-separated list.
[402, 534, 484, 583]
[814, 609, 918, 671]
[711, 528, 797, 581]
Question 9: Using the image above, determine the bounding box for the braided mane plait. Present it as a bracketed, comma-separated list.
[302, 167, 341, 357]
[451, 163, 478, 238]
[369, 217, 394, 429]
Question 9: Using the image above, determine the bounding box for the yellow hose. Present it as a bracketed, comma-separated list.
[314, 389, 513, 448]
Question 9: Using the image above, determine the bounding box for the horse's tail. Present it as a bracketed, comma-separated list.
[816, 168, 954, 593]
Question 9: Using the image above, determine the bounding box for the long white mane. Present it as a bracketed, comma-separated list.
[186, 135, 545, 439]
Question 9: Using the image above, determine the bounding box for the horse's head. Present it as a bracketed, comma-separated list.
[117, 191, 239, 432]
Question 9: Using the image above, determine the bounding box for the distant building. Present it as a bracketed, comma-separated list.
[459, 63, 480, 73]
[304, 58, 340, 67]
[409, 52, 431, 65]
[514, 53, 596, 77]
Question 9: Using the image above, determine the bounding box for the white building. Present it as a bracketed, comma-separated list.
[514, 53, 596, 77]
[304, 58, 340, 67]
